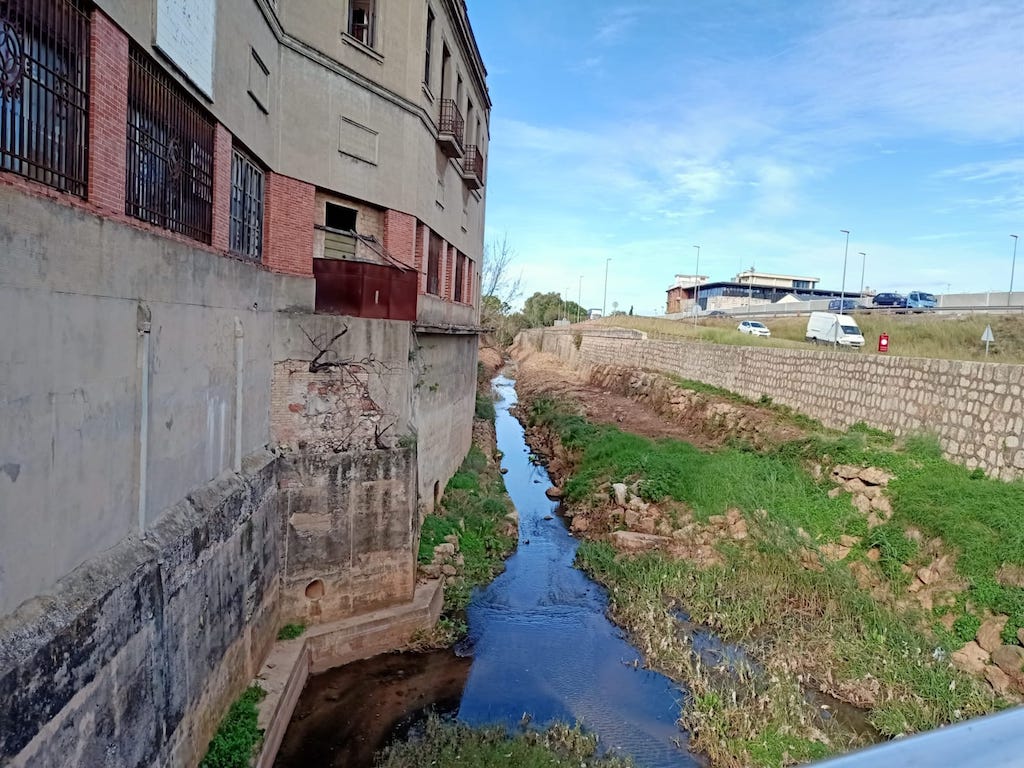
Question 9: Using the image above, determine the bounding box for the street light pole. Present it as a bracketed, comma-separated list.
[839, 230, 850, 313]
[1011, 235, 1019, 307]
[577, 275, 583, 323]
[693, 245, 701, 327]
[858, 252, 866, 300]
[602, 258, 611, 317]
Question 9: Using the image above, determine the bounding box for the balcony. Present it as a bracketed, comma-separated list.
[460, 145, 484, 190]
[437, 99, 465, 158]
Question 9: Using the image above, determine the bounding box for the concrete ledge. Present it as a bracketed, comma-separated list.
[254, 579, 444, 768]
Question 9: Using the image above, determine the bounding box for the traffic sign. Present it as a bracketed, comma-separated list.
[982, 325, 995, 356]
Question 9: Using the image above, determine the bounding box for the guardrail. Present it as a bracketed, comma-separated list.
[664, 304, 1024, 322]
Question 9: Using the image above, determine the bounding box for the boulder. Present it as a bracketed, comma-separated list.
[991, 645, 1024, 677]
[852, 494, 873, 515]
[441, 564, 458, 577]
[570, 516, 591, 533]
[419, 564, 442, 579]
[833, 464, 862, 480]
[844, 478, 868, 494]
[866, 547, 882, 562]
[545, 486, 563, 500]
[985, 665, 1013, 696]
[637, 517, 657, 535]
[870, 496, 893, 516]
[951, 641, 990, 675]
[624, 510, 640, 529]
[840, 535, 862, 548]
[434, 542, 456, 558]
[859, 467, 893, 486]
[822, 543, 851, 562]
[996, 565, 1024, 588]
[977, 616, 1009, 654]
[729, 518, 749, 540]
[827, 487, 843, 499]
[612, 482, 628, 507]
[917, 566, 938, 585]
[444, 534, 461, 552]
[866, 512, 884, 529]
[609, 531, 669, 554]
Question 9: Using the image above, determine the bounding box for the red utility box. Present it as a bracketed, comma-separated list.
[878, 333, 889, 353]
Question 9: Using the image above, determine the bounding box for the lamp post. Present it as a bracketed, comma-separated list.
[577, 275, 583, 323]
[602, 258, 611, 317]
[839, 230, 850, 314]
[692, 245, 701, 327]
[1011, 235, 1019, 307]
[858, 252, 866, 300]
[747, 265, 754, 311]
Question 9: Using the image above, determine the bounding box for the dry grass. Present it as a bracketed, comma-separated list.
[592, 313, 1024, 363]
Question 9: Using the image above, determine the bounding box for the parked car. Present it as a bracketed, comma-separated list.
[737, 320, 770, 337]
[872, 292, 907, 307]
[906, 291, 937, 310]
[827, 298, 862, 312]
[806, 312, 865, 347]
[706, 310, 727, 317]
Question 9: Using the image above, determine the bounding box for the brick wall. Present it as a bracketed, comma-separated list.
[382, 209, 417, 268]
[87, 12, 128, 214]
[264, 173, 315, 276]
[523, 329, 1024, 480]
[211, 124, 233, 252]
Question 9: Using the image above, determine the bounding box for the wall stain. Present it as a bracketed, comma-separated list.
[2, 463, 20, 482]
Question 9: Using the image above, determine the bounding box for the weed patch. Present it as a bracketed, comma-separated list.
[376, 715, 632, 767]
[199, 685, 266, 768]
[276, 623, 305, 641]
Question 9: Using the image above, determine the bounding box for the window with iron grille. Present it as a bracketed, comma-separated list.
[0, 0, 90, 196]
[125, 44, 214, 243]
[423, 7, 433, 87]
[454, 252, 465, 302]
[229, 148, 263, 260]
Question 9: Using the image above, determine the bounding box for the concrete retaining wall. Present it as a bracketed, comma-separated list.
[0, 452, 281, 768]
[521, 329, 1024, 479]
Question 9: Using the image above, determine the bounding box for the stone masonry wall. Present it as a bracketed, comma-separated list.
[522, 329, 1024, 480]
[0, 452, 281, 768]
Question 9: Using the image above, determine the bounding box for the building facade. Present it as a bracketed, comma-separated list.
[1, 1, 489, 764]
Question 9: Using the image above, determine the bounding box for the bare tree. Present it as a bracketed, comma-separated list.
[481, 233, 522, 308]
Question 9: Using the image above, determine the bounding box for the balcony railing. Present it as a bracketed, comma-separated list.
[437, 98, 464, 158]
[460, 144, 483, 189]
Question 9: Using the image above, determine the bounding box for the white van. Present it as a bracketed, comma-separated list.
[805, 312, 865, 347]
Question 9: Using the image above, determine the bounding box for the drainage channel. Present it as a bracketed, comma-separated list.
[274, 374, 698, 767]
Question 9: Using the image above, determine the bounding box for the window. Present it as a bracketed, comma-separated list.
[0, 0, 90, 196]
[323, 202, 357, 259]
[348, 0, 375, 47]
[423, 7, 434, 87]
[454, 252, 465, 302]
[427, 231, 442, 295]
[126, 45, 214, 243]
[229, 148, 264, 260]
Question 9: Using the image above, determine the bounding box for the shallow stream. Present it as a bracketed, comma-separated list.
[275, 374, 699, 767]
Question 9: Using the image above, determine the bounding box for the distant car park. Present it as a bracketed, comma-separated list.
[827, 298, 863, 312]
[737, 320, 770, 337]
[872, 292, 907, 307]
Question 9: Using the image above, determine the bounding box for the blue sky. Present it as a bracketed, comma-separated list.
[465, 0, 1024, 315]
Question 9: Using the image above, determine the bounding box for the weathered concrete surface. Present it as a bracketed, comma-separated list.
[0, 185, 297, 617]
[0, 451, 280, 768]
[253, 578, 443, 768]
[278, 448, 418, 626]
[519, 328, 1024, 479]
[271, 313, 414, 454]
[413, 333, 478, 510]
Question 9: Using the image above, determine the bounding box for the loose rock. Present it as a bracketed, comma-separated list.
[612, 482, 628, 507]
[951, 641, 990, 675]
[977, 616, 1009, 654]
[609, 531, 669, 553]
[545, 486, 563, 499]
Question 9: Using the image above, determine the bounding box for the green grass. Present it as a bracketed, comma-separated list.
[199, 685, 267, 768]
[520, 387, 1024, 765]
[417, 444, 515, 614]
[596, 313, 1024, 363]
[475, 392, 497, 421]
[276, 623, 306, 641]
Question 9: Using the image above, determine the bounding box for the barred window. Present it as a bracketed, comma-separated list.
[427, 231, 441, 296]
[0, 0, 90, 196]
[125, 45, 214, 243]
[229, 148, 263, 260]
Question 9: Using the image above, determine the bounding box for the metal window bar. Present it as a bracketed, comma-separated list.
[463, 144, 484, 181]
[125, 44, 214, 243]
[0, 0, 90, 196]
[229, 148, 263, 260]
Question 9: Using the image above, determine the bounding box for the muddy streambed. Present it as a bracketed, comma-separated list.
[275, 375, 703, 767]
